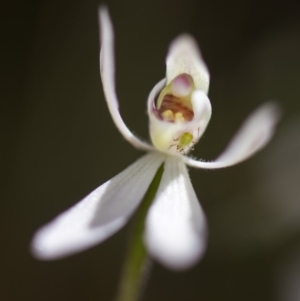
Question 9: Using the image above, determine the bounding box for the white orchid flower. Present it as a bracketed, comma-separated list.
[31, 7, 280, 271]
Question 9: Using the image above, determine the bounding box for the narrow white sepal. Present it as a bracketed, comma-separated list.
[98, 7, 153, 151]
[166, 34, 210, 93]
[31, 152, 165, 260]
[145, 156, 207, 271]
[182, 102, 281, 169]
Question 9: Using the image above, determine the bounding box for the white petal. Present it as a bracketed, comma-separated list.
[147, 80, 212, 153]
[190, 90, 212, 138]
[98, 7, 153, 151]
[145, 156, 207, 270]
[182, 102, 281, 169]
[166, 34, 210, 93]
[31, 152, 165, 260]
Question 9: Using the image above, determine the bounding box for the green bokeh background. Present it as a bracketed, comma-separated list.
[2, 0, 300, 300]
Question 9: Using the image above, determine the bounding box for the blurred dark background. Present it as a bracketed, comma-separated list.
[1, 0, 300, 300]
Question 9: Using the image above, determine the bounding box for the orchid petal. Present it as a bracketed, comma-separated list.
[190, 90, 212, 138]
[31, 152, 164, 260]
[166, 34, 210, 93]
[145, 156, 207, 270]
[98, 7, 153, 151]
[182, 102, 281, 169]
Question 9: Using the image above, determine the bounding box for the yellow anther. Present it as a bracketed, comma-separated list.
[161, 110, 174, 121]
[174, 112, 185, 122]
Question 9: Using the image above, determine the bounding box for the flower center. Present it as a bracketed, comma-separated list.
[156, 74, 194, 122]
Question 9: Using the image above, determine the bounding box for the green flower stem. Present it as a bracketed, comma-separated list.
[115, 164, 164, 301]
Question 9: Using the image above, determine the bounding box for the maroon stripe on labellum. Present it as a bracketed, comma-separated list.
[158, 94, 194, 121]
